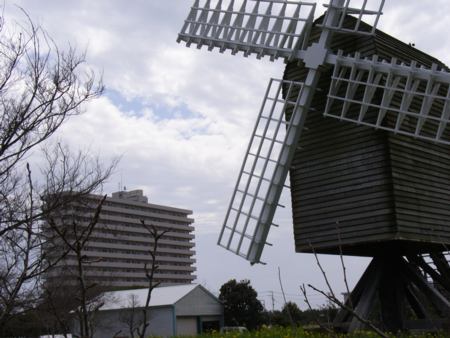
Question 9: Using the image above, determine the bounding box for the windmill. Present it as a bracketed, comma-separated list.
[177, 0, 450, 332]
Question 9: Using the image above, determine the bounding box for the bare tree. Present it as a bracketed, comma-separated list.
[0, 7, 109, 333]
[39, 281, 75, 338]
[0, 9, 103, 180]
[0, 144, 115, 333]
[44, 220, 165, 338]
[118, 294, 141, 338]
[0, 162, 43, 329]
[46, 193, 107, 338]
[119, 222, 168, 338]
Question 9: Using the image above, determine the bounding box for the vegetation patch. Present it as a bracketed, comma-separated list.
[174, 326, 450, 338]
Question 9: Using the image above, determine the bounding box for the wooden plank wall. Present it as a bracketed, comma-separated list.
[286, 16, 450, 256]
[390, 135, 450, 246]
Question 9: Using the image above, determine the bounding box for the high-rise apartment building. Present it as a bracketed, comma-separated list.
[45, 189, 196, 289]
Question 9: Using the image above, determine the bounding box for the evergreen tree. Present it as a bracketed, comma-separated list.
[219, 279, 264, 330]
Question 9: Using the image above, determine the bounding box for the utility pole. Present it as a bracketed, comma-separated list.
[270, 291, 275, 311]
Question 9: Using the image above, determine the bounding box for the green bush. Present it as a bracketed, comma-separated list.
[172, 325, 450, 338]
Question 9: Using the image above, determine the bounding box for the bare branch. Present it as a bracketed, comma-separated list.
[336, 222, 352, 309]
[135, 221, 167, 338]
[277, 267, 296, 335]
[308, 242, 336, 299]
[299, 284, 336, 337]
[306, 284, 388, 338]
[306, 240, 387, 337]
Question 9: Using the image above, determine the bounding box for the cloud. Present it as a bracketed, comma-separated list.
[380, 1, 450, 65]
[55, 95, 244, 232]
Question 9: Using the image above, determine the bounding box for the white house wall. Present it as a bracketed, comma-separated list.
[175, 286, 223, 316]
[91, 306, 175, 338]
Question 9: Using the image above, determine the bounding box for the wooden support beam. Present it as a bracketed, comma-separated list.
[405, 284, 432, 321]
[401, 257, 450, 317]
[348, 257, 382, 332]
[379, 256, 405, 331]
[333, 252, 450, 333]
[430, 252, 450, 291]
[333, 256, 379, 325]
[408, 255, 450, 293]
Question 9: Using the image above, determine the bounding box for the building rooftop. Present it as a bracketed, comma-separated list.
[111, 189, 148, 203]
[103, 189, 193, 215]
[99, 284, 199, 311]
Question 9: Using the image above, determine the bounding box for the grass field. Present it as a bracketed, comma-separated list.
[172, 326, 450, 338]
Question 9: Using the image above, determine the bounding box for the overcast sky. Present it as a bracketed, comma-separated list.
[9, 1, 450, 309]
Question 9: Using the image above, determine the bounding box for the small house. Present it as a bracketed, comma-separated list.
[89, 284, 223, 338]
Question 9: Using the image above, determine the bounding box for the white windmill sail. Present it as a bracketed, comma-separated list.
[324, 52, 450, 145]
[218, 78, 306, 264]
[217, 0, 355, 264]
[177, 0, 317, 61]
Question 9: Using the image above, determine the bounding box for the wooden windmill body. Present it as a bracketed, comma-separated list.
[177, 0, 450, 332]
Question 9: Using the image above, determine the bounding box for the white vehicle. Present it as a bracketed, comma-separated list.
[221, 326, 248, 333]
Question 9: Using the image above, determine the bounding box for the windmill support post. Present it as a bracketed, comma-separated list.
[333, 253, 450, 332]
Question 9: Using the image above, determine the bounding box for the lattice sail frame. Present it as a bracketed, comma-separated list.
[177, 0, 317, 60]
[218, 79, 305, 262]
[324, 52, 450, 144]
[319, 0, 385, 35]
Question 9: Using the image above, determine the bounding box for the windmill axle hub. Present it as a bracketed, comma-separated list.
[303, 43, 329, 69]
